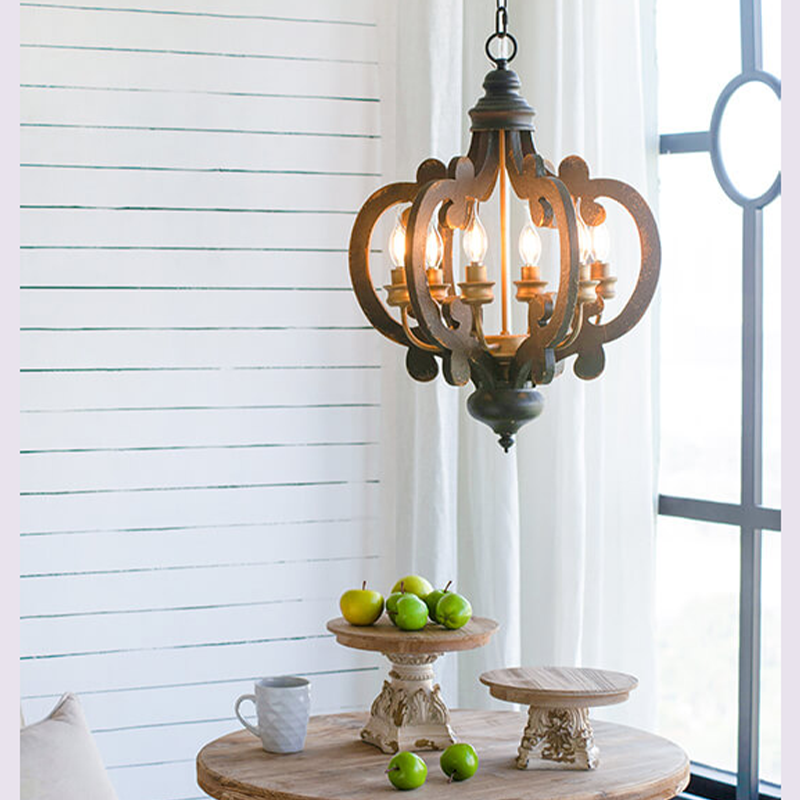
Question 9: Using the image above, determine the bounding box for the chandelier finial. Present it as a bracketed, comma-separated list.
[469, 67, 535, 132]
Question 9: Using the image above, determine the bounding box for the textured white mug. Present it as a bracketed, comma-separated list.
[234, 676, 311, 753]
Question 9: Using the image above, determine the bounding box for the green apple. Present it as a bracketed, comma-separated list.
[435, 592, 472, 629]
[425, 580, 453, 621]
[440, 743, 478, 782]
[385, 590, 405, 626]
[386, 751, 427, 790]
[391, 574, 434, 599]
[394, 593, 428, 631]
[339, 581, 384, 626]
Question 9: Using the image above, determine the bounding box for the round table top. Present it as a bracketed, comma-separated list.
[197, 710, 689, 800]
[480, 666, 638, 708]
[326, 616, 499, 654]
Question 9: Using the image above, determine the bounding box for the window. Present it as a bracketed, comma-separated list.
[655, 1, 781, 798]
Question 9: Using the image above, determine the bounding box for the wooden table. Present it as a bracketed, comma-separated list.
[480, 666, 638, 770]
[197, 710, 690, 800]
[327, 616, 498, 753]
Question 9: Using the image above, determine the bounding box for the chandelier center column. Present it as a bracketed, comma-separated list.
[499, 129, 511, 336]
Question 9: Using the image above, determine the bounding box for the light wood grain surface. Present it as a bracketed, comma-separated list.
[326, 616, 499, 654]
[480, 667, 638, 708]
[197, 710, 689, 800]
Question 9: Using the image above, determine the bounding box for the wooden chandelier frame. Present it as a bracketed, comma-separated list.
[348, 127, 661, 389]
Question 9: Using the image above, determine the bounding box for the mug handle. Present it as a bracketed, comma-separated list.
[234, 694, 260, 737]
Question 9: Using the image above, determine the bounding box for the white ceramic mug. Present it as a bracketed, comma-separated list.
[234, 676, 311, 753]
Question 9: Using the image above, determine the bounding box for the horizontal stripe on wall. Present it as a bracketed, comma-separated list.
[21, 517, 379, 575]
[21, 126, 382, 172]
[21, 593, 376, 656]
[21, 441, 379, 494]
[21, 5, 377, 61]
[22, 480, 381, 535]
[20, 565, 378, 620]
[21, 366, 380, 410]
[21, 634, 379, 703]
[21, 405, 380, 449]
[21, 167, 380, 210]
[22, 86, 379, 135]
[21, 328, 376, 368]
[21, 0, 378, 24]
[21, 208, 358, 248]
[22, 514, 377, 538]
[20, 50, 380, 115]
[21, 289, 369, 326]
[19, 250, 371, 289]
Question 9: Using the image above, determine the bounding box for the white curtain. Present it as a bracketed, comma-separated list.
[377, 0, 659, 728]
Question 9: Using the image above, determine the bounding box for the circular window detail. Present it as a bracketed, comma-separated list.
[710, 72, 781, 208]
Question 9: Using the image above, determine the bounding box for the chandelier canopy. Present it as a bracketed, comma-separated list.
[349, 2, 660, 451]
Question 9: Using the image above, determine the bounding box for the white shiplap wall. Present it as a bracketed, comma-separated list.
[20, 2, 385, 798]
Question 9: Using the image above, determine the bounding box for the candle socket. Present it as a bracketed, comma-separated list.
[514, 264, 549, 303]
[426, 268, 450, 303]
[459, 262, 495, 306]
[591, 261, 617, 299]
[384, 268, 410, 308]
[578, 263, 601, 304]
[466, 263, 489, 283]
[520, 265, 540, 281]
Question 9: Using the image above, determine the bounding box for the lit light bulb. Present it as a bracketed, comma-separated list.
[425, 222, 444, 268]
[576, 212, 592, 265]
[388, 212, 406, 268]
[462, 202, 488, 264]
[518, 214, 542, 266]
[590, 220, 611, 263]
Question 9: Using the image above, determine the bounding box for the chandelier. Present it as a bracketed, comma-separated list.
[348, 2, 660, 451]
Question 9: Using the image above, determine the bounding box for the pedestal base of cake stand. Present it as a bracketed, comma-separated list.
[327, 616, 499, 755]
[360, 652, 456, 753]
[515, 706, 599, 770]
[480, 666, 638, 771]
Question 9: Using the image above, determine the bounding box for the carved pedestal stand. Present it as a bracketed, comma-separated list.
[480, 666, 638, 771]
[361, 652, 455, 752]
[515, 706, 599, 770]
[327, 616, 499, 754]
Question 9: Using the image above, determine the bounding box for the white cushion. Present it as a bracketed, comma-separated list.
[20, 693, 119, 800]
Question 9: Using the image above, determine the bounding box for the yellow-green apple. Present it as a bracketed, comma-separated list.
[391, 574, 433, 599]
[339, 581, 384, 626]
[435, 592, 472, 629]
[425, 580, 453, 621]
[385, 588, 406, 626]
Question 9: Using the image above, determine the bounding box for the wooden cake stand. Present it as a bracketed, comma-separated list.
[479, 666, 638, 771]
[327, 615, 498, 754]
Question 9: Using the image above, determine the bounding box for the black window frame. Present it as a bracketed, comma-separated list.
[656, 1, 781, 799]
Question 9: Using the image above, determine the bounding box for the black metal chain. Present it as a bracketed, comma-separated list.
[495, 0, 509, 36]
[486, 0, 517, 66]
